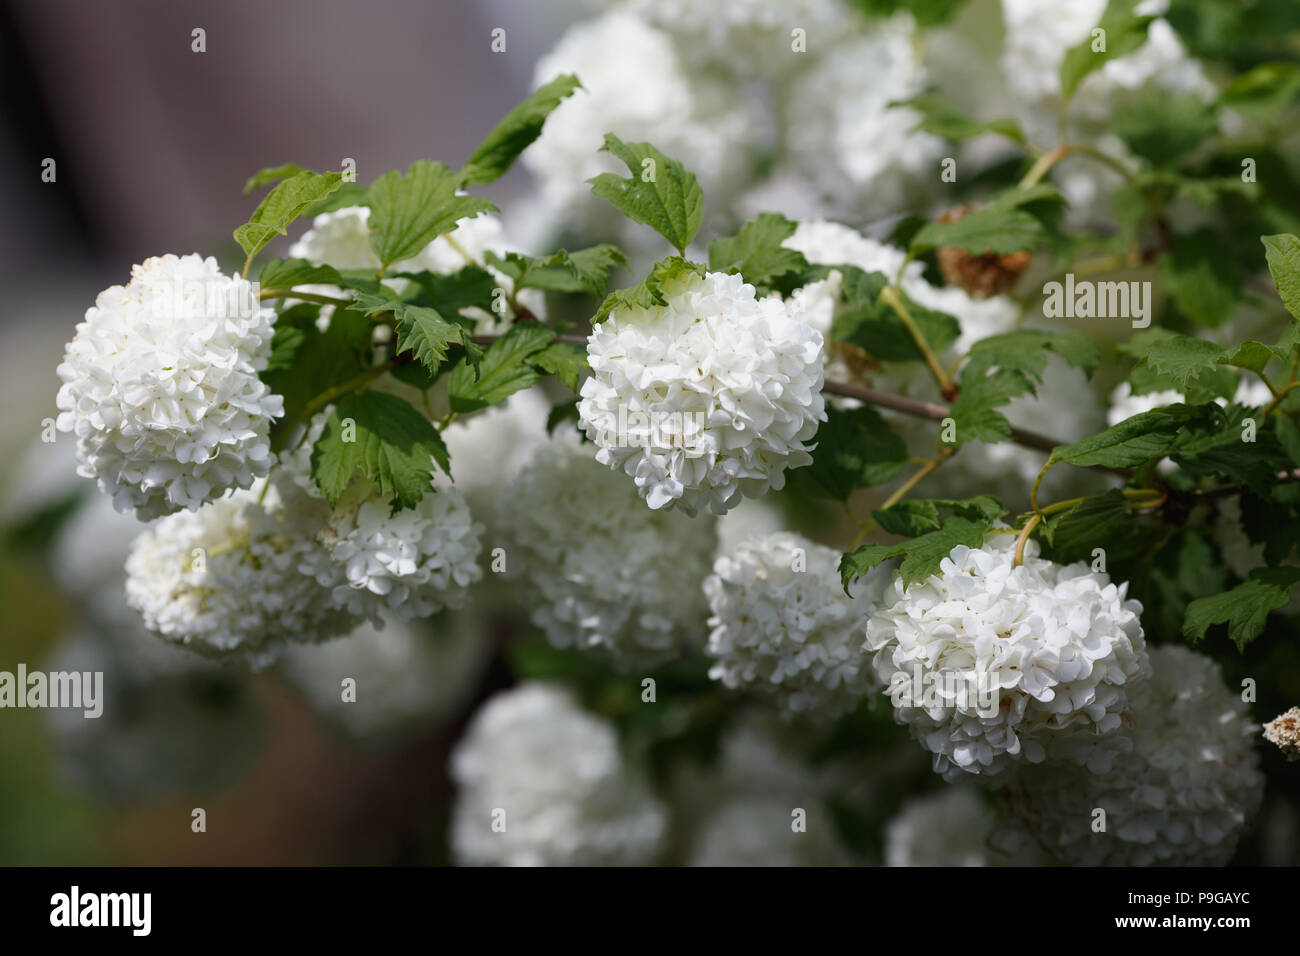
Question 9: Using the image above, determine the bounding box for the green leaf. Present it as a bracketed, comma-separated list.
[530, 342, 589, 391]
[545, 398, 580, 435]
[1111, 87, 1218, 168]
[352, 290, 479, 375]
[1217, 341, 1275, 375]
[235, 170, 344, 264]
[311, 391, 449, 511]
[593, 256, 705, 324]
[1262, 233, 1300, 320]
[263, 307, 371, 446]
[461, 74, 582, 186]
[367, 161, 496, 269]
[832, 268, 960, 362]
[909, 185, 1064, 256]
[963, 329, 1098, 382]
[889, 92, 1025, 145]
[398, 265, 499, 319]
[487, 244, 627, 296]
[1040, 489, 1145, 564]
[259, 257, 344, 291]
[1171, 403, 1289, 494]
[588, 134, 704, 254]
[949, 369, 1032, 445]
[1182, 567, 1300, 652]
[1059, 0, 1154, 101]
[792, 405, 907, 501]
[707, 212, 809, 290]
[242, 162, 307, 195]
[873, 496, 1006, 536]
[1161, 228, 1243, 328]
[1118, 328, 1226, 390]
[447, 324, 556, 412]
[840, 517, 990, 593]
[263, 303, 316, 373]
[1047, 402, 1220, 469]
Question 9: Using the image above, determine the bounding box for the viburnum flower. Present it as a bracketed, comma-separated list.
[449, 683, 668, 866]
[55, 254, 283, 520]
[124, 479, 359, 668]
[1263, 707, 1300, 762]
[279, 609, 492, 740]
[884, 786, 1044, 867]
[289, 204, 542, 331]
[523, 10, 755, 241]
[579, 269, 826, 515]
[705, 531, 892, 721]
[440, 387, 552, 522]
[865, 532, 1149, 781]
[1008, 645, 1264, 866]
[497, 437, 716, 667]
[783, 14, 946, 221]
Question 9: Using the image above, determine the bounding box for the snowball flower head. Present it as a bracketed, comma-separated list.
[449, 683, 668, 866]
[125, 479, 358, 668]
[56, 254, 283, 520]
[579, 269, 826, 515]
[706, 531, 892, 721]
[865, 532, 1149, 781]
[1009, 645, 1264, 866]
[884, 786, 1043, 866]
[498, 437, 716, 667]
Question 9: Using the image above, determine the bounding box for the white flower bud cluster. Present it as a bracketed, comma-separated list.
[55, 254, 283, 520]
[579, 270, 826, 515]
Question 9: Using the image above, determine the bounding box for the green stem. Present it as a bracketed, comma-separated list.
[259, 289, 355, 307]
[880, 284, 953, 394]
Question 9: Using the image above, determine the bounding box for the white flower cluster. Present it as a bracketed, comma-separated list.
[865, 532, 1149, 781]
[289, 204, 542, 331]
[449, 683, 668, 866]
[124, 479, 355, 668]
[580, 269, 826, 515]
[523, 10, 754, 243]
[782, 14, 947, 221]
[279, 609, 491, 740]
[440, 387, 551, 523]
[498, 437, 716, 666]
[884, 786, 1043, 867]
[1010, 645, 1263, 866]
[55, 254, 283, 520]
[705, 531, 892, 721]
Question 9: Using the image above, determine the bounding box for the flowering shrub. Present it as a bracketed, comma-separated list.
[30, 0, 1300, 866]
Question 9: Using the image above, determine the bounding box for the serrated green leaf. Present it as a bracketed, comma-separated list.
[397, 265, 499, 319]
[1161, 228, 1242, 328]
[259, 257, 345, 291]
[909, 185, 1064, 256]
[242, 162, 307, 195]
[311, 391, 448, 511]
[1217, 340, 1277, 375]
[1059, 0, 1154, 101]
[263, 307, 371, 447]
[235, 170, 344, 265]
[1112, 87, 1218, 168]
[588, 134, 703, 255]
[1183, 567, 1300, 651]
[530, 343, 589, 391]
[949, 368, 1032, 445]
[707, 212, 808, 290]
[1119, 328, 1226, 390]
[593, 256, 705, 324]
[840, 517, 989, 593]
[963, 329, 1099, 382]
[367, 161, 496, 269]
[447, 324, 556, 412]
[1048, 402, 1219, 469]
[1262, 233, 1300, 320]
[890, 92, 1025, 145]
[792, 405, 907, 501]
[1040, 489, 1146, 564]
[487, 244, 626, 296]
[873, 496, 1005, 536]
[1171, 403, 1289, 493]
[461, 74, 582, 186]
